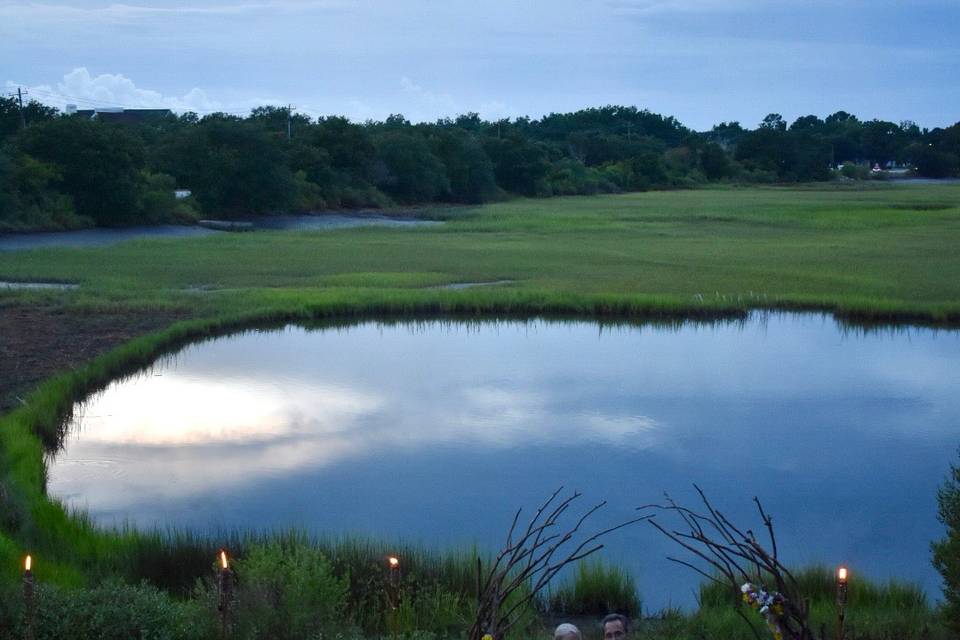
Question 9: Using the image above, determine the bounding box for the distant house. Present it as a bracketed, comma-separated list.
[66, 104, 172, 124]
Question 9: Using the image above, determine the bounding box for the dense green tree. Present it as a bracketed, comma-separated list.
[706, 121, 746, 149]
[314, 116, 377, 177]
[911, 144, 959, 178]
[18, 118, 146, 225]
[933, 451, 960, 633]
[860, 120, 907, 166]
[2, 102, 954, 231]
[483, 136, 552, 196]
[700, 142, 732, 179]
[432, 130, 498, 203]
[249, 105, 312, 140]
[760, 113, 787, 131]
[373, 131, 449, 203]
[157, 117, 295, 214]
[735, 127, 788, 174]
[0, 98, 59, 140]
[790, 115, 824, 131]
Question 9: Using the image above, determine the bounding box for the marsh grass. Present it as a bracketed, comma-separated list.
[0, 186, 958, 637]
[546, 559, 641, 618]
[1, 187, 959, 322]
[692, 566, 941, 640]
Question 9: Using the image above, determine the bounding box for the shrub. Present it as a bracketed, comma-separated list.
[933, 450, 960, 633]
[3, 579, 212, 640]
[227, 540, 349, 639]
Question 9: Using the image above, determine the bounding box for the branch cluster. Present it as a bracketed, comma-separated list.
[639, 485, 813, 640]
[469, 488, 648, 640]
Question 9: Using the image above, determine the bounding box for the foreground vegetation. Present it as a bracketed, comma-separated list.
[0, 547, 946, 640]
[0, 186, 959, 637]
[2, 96, 959, 231]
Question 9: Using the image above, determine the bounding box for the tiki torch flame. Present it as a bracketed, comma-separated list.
[220, 550, 229, 570]
[24, 555, 31, 572]
[837, 566, 848, 583]
[388, 556, 399, 568]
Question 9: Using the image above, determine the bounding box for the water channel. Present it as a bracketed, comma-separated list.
[46, 313, 960, 609]
[0, 213, 434, 251]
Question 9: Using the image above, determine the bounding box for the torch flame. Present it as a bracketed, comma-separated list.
[25, 555, 31, 572]
[838, 566, 848, 582]
[220, 550, 229, 570]
[388, 556, 399, 568]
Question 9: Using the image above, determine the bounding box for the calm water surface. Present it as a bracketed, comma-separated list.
[48, 314, 960, 609]
[0, 214, 433, 251]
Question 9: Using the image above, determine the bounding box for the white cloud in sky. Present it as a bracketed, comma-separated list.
[7, 67, 223, 113]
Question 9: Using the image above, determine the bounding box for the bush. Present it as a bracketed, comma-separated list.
[840, 162, 871, 180]
[1, 579, 212, 640]
[223, 541, 349, 639]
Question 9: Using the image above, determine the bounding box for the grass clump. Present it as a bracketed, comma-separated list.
[693, 566, 941, 640]
[546, 559, 641, 619]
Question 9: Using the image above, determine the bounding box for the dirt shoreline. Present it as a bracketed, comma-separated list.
[0, 305, 188, 414]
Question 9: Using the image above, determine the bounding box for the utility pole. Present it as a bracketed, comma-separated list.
[286, 104, 294, 142]
[16, 88, 26, 129]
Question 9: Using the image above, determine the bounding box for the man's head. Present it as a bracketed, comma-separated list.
[553, 623, 582, 640]
[601, 613, 629, 640]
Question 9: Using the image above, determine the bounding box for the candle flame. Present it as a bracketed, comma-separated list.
[838, 566, 848, 582]
[388, 556, 399, 568]
[220, 550, 229, 570]
[25, 555, 31, 572]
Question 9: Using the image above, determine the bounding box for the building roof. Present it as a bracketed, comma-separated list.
[74, 109, 173, 124]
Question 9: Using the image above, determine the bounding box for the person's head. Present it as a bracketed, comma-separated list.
[601, 613, 629, 640]
[553, 622, 582, 640]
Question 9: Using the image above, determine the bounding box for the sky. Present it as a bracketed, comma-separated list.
[1, 0, 958, 131]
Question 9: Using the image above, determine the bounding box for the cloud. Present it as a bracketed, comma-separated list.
[399, 76, 459, 121]
[8, 67, 223, 113]
[0, 0, 349, 23]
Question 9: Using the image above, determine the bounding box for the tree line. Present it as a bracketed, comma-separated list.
[1, 99, 958, 230]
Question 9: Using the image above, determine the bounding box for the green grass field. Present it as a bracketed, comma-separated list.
[1, 184, 958, 638]
[2, 184, 959, 320]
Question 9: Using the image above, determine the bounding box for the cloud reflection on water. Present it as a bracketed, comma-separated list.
[55, 352, 664, 509]
[45, 315, 960, 609]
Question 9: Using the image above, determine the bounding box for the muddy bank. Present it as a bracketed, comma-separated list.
[0, 306, 188, 414]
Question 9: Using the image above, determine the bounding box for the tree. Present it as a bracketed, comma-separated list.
[700, 142, 732, 180]
[432, 130, 498, 203]
[789, 115, 823, 131]
[18, 118, 146, 225]
[933, 451, 960, 633]
[483, 136, 551, 196]
[707, 121, 746, 149]
[314, 116, 377, 177]
[0, 98, 59, 141]
[373, 131, 449, 203]
[760, 113, 787, 132]
[156, 117, 296, 214]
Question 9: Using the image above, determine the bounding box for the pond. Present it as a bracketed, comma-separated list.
[0, 213, 434, 251]
[47, 314, 960, 610]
